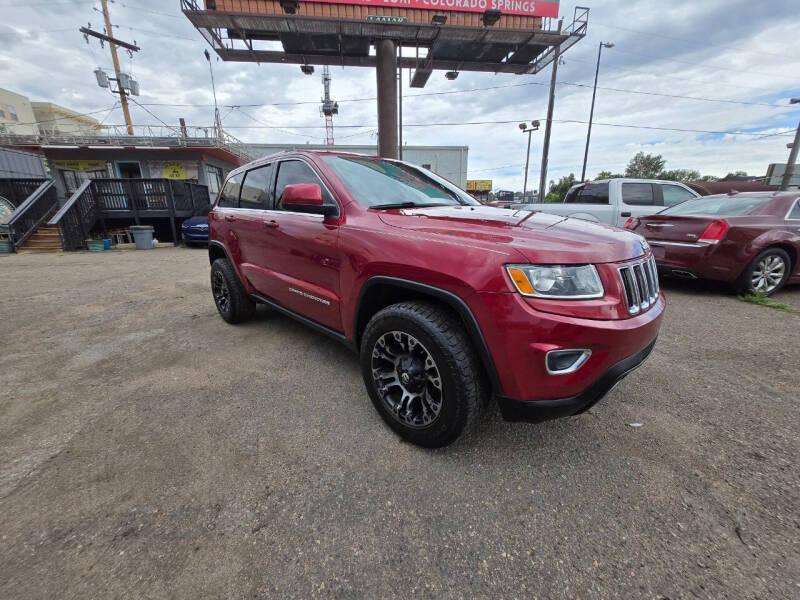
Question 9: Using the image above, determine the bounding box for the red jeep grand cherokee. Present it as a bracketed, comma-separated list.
[208, 151, 664, 447]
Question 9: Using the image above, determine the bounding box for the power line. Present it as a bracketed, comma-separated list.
[563, 54, 783, 97]
[196, 118, 798, 138]
[606, 46, 797, 83]
[9, 105, 120, 126]
[115, 2, 184, 19]
[591, 20, 799, 62]
[134, 76, 791, 111]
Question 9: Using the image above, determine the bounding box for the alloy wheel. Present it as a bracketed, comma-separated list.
[212, 270, 231, 313]
[371, 331, 443, 428]
[751, 255, 786, 293]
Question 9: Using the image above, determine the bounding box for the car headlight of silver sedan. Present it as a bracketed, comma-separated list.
[506, 264, 604, 299]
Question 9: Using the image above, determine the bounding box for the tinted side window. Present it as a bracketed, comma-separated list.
[274, 160, 335, 210]
[788, 200, 800, 219]
[569, 182, 609, 204]
[661, 184, 696, 207]
[239, 164, 273, 210]
[217, 172, 243, 208]
[563, 186, 581, 204]
[622, 183, 655, 206]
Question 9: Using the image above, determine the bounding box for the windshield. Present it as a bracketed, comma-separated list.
[661, 195, 770, 217]
[321, 155, 478, 208]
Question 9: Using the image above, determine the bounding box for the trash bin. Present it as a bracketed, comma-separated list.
[130, 225, 155, 250]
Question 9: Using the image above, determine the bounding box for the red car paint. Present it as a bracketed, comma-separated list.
[209, 151, 665, 419]
[629, 192, 800, 286]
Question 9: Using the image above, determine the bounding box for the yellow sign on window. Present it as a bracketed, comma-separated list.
[161, 162, 188, 180]
[53, 159, 107, 172]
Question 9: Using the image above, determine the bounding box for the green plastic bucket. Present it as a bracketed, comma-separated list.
[87, 240, 105, 253]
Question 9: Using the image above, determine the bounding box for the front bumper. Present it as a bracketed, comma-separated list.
[497, 338, 657, 422]
[182, 230, 209, 242]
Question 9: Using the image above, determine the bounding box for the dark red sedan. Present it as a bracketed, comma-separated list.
[625, 192, 800, 295]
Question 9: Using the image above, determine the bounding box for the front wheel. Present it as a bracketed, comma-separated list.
[360, 301, 485, 448]
[210, 258, 256, 323]
[738, 248, 791, 296]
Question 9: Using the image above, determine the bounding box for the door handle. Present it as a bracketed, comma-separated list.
[263, 220, 279, 229]
[224, 215, 235, 222]
[621, 212, 632, 218]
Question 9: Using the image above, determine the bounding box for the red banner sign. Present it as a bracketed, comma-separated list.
[304, 0, 559, 18]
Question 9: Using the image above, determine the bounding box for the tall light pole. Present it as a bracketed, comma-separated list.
[581, 41, 614, 182]
[205, 49, 222, 139]
[520, 120, 540, 202]
[780, 98, 800, 191]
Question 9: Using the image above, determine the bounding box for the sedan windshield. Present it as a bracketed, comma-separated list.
[321, 155, 478, 208]
[661, 195, 770, 217]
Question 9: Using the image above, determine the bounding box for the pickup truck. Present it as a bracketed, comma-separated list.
[511, 178, 700, 228]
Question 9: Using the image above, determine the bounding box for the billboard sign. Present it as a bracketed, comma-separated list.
[303, 0, 559, 18]
[467, 179, 492, 191]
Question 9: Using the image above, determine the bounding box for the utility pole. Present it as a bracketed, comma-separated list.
[101, 0, 133, 135]
[204, 49, 222, 139]
[539, 20, 562, 203]
[519, 121, 540, 202]
[580, 41, 614, 182]
[779, 98, 800, 191]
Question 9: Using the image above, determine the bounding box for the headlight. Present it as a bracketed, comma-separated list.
[506, 264, 604, 299]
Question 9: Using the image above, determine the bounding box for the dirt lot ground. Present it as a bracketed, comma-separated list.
[1, 248, 798, 599]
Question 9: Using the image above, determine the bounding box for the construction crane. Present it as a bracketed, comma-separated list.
[320, 66, 338, 146]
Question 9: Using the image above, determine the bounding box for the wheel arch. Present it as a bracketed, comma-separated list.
[354, 277, 504, 396]
[208, 239, 229, 265]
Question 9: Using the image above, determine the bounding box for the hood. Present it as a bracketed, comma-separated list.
[182, 216, 208, 228]
[377, 206, 648, 264]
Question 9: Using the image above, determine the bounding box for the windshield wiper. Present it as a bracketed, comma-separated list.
[370, 202, 451, 210]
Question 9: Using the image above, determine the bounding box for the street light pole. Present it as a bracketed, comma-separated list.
[520, 120, 540, 202]
[580, 41, 614, 182]
[779, 98, 800, 191]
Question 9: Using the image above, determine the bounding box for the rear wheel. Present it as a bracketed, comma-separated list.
[360, 301, 485, 448]
[210, 258, 255, 323]
[738, 248, 791, 296]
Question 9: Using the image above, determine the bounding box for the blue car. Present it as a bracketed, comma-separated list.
[181, 206, 210, 246]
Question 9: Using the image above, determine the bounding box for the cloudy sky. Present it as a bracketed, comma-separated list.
[1, 0, 799, 190]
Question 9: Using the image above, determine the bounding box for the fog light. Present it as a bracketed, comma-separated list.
[546, 349, 591, 375]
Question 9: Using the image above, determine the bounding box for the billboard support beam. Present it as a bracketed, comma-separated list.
[376, 39, 398, 159]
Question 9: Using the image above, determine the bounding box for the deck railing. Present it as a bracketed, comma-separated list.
[0, 180, 60, 249]
[0, 178, 48, 208]
[49, 179, 210, 251]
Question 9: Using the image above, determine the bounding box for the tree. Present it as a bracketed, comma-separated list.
[545, 174, 576, 203]
[595, 170, 624, 180]
[625, 152, 666, 179]
[661, 169, 701, 183]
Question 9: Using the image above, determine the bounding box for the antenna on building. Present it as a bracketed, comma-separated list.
[80, 0, 140, 135]
[320, 65, 338, 146]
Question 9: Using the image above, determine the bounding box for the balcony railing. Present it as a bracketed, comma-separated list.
[49, 178, 210, 251]
[0, 180, 60, 249]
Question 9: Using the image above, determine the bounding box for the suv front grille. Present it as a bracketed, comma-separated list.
[619, 256, 659, 315]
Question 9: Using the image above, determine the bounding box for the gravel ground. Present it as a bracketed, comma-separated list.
[1, 248, 798, 600]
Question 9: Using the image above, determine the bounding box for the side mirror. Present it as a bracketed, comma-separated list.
[281, 183, 336, 217]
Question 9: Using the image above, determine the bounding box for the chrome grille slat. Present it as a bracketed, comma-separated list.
[619, 256, 660, 315]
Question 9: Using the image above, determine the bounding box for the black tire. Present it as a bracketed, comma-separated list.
[736, 247, 792, 296]
[360, 301, 485, 448]
[210, 258, 256, 324]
